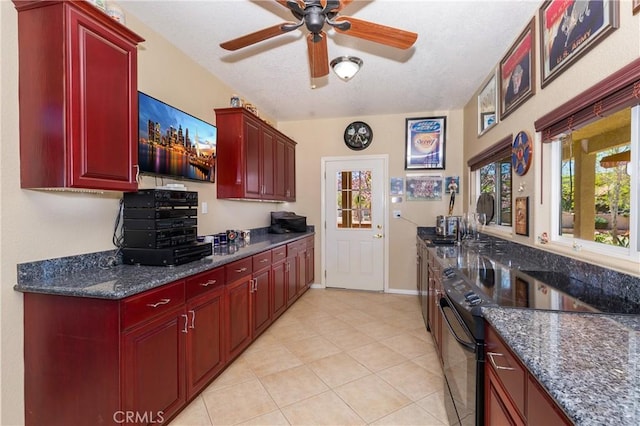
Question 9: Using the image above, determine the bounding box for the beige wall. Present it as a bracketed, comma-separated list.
[3, 1, 640, 424]
[462, 3, 640, 275]
[279, 110, 465, 294]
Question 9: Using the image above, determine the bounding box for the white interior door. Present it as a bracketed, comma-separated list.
[323, 156, 387, 291]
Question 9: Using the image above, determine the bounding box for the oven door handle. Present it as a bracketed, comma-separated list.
[438, 297, 476, 352]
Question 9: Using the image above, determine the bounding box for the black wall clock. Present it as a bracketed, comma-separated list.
[344, 121, 373, 150]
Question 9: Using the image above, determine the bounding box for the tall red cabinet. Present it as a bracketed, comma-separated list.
[13, 0, 144, 191]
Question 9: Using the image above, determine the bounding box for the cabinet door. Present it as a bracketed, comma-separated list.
[272, 259, 288, 319]
[225, 277, 253, 360]
[527, 375, 571, 425]
[274, 136, 287, 199]
[284, 140, 296, 201]
[296, 247, 307, 296]
[485, 365, 525, 426]
[186, 286, 225, 398]
[69, 7, 138, 191]
[286, 256, 298, 305]
[261, 128, 276, 198]
[306, 246, 315, 285]
[252, 267, 272, 337]
[123, 308, 186, 424]
[244, 117, 262, 198]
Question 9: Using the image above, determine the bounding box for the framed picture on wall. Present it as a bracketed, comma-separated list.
[478, 71, 498, 136]
[499, 18, 535, 120]
[515, 196, 529, 236]
[405, 175, 443, 201]
[405, 117, 446, 170]
[539, 0, 619, 88]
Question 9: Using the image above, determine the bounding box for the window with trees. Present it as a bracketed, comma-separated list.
[556, 107, 634, 250]
[479, 157, 512, 226]
[535, 57, 640, 260]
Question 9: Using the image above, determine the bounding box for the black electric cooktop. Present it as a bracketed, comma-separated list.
[457, 257, 640, 315]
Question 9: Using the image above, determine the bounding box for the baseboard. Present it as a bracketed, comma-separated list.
[385, 288, 419, 296]
[309, 283, 325, 289]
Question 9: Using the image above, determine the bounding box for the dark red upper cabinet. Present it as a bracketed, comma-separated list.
[215, 108, 296, 201]
[13, 1, 144, 191]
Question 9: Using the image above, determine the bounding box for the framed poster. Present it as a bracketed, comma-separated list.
[539, 0, 619, 88]
[405, 117, 446, 170]
[390, 177, 404, 195]
[515, 196, 529, 236]
[405, 175, 443, 201]
[500, 18, 535, 120]
[478, 71, 498, 136]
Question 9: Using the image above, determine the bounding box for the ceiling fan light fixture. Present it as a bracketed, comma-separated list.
[330, 56, 362, 81]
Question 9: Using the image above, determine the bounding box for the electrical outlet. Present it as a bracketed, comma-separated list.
[202, 202, 208, 214]
[393, 210, 401, 218]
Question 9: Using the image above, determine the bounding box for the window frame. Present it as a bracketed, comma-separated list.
[549, 106, 639, 261]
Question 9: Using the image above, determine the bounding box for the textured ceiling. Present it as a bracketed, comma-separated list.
[119, 0, 542, 122]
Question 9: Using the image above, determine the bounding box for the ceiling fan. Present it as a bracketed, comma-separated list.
[219, 0, 418, 79]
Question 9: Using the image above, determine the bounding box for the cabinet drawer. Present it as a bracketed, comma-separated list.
[305, 236, 314, 249]
[485, 325, 526, 417]
[271, 245, 287, 262]
[287, 240, 304, 256]
[225, 257, 253, 282]
[253, 250, 272, 271]
[186, 267, 224, 300]
[122, 280, 185, 330]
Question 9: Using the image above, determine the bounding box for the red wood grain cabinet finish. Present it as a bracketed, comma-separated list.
[224, 258, 253, 361]
[12, 1, 144, 191]
[484, 322, 572, 426]
[215, 108, 296, 201]
[22, 237, 313, 425]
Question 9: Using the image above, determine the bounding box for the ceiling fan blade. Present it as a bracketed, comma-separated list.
[307, 32, 329, 78]
[336, 0, 355, 11]
[334, 16, 418, 49]
[220, 23, 297, 51]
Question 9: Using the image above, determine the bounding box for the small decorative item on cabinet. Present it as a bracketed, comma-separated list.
[106, 2, 126, 24]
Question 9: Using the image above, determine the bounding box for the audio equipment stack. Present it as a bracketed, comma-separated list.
[121, 189, 212, 266]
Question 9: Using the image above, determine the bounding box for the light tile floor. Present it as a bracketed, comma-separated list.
[169, 288, 450, 426]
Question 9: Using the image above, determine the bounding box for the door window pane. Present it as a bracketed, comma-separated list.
[336, 170, 372, 228]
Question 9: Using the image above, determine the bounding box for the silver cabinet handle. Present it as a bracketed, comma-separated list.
[260, 259, 268, 263]
[181, 314, 188, 333]
[487, 352, 515, 371]
[201, 279, 217, 287]
[235, 267, 247, 273]
[189, 310, 196, 329]
[147, 298, 170, 308]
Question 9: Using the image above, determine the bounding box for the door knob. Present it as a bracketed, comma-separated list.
[377, 225, 383, 229]
[374, 233, 383, 239]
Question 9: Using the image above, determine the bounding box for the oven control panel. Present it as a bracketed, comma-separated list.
[442, 266, 495, 310]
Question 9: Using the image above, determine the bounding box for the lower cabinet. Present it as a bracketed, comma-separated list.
[122, 305, 186, 424]
[22, 235, 314, 425]
[286, 244, 299, 305]
[185, 268, 225, 399]
[427, 253, 443, 360]
[485, 322, 572, 426]
[225, 257, 253, 361]
[271, 246, 288, 319]
[252, 250, 272, 337]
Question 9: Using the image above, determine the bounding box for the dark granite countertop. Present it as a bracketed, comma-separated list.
[417, 227, 640, 425]
[15, 230, 314, 300]
[483, 308, 640, 426]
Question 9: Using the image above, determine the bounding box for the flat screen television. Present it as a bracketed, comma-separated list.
[138, 92, 216, 182]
